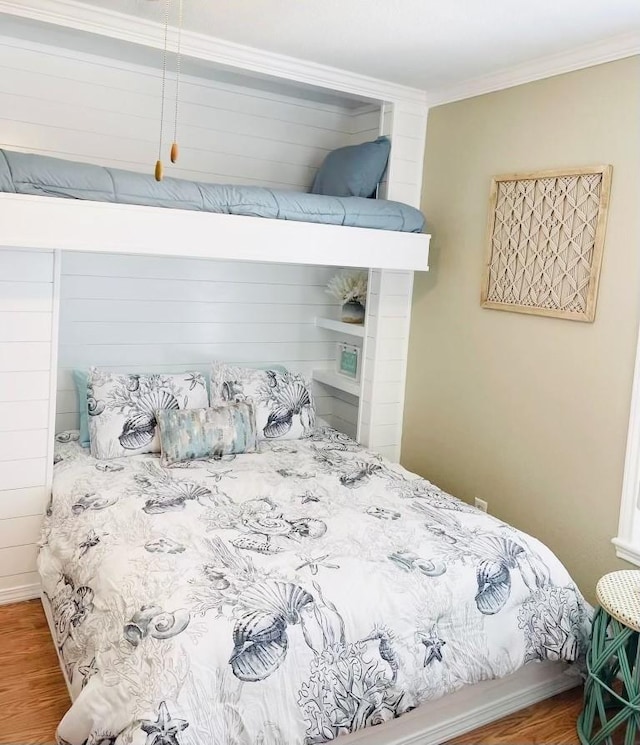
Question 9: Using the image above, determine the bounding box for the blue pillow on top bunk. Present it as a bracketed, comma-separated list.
[311, 136, 391, 199]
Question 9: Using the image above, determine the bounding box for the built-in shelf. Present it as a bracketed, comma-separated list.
[312, 369, 360, 397]
[315, 317, 365, 338]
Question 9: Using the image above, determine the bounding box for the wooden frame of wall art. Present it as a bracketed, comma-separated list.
[481, 165, 612, 322]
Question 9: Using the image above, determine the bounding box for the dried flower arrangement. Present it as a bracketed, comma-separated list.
[326, 272, 368, 306]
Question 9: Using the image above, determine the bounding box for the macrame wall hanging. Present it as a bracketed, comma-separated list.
[155, 0, 184, 181]
[481, 166, 612, 322]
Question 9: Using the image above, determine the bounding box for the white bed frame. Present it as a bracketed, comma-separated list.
[2, 2, 581, 740]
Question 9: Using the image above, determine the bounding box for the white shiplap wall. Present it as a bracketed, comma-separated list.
[0, 248, 57, 601]
[56, 252, 347, 433]
[0, 33, 362, 190]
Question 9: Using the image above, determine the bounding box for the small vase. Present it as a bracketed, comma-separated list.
[341, 301, 365, 324]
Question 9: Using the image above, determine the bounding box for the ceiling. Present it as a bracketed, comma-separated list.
[76, 0, 640, 91]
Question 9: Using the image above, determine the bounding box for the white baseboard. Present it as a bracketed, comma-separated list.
[0, 582, 40, 605]
[341, 661, 582, 745]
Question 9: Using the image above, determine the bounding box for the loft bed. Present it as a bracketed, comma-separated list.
[0, 152, 430, 272]
[0, 3, 586, 744]
[0, 149, 425, 234]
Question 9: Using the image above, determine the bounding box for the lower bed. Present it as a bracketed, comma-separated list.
[40, 428, 590, 744]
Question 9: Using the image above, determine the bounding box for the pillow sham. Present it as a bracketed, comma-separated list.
[87, 369, 208, 459]
[210, 363, 315, 441]
[156, 402, 257, 466]
[310, 136, 391, 198]
[75, 365, 285, 450]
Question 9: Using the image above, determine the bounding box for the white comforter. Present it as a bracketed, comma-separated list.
[40, 428, 590, 745]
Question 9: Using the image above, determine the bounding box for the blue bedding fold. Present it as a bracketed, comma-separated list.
[0, 150, 425, 233]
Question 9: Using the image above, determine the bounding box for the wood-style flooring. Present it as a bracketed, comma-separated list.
[0, 599, 583, 744]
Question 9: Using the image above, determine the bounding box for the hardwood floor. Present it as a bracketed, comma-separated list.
[0, 600, 69, 744]
[0, 599, 583, 744]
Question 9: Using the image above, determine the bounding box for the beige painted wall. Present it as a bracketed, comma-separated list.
[402, 56, 640, 601]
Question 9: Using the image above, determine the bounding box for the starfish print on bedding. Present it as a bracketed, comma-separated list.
[299, 491, 320, 504]
[184, 373, 205, 391]
[140, 701, 188, 745]
[78, 529, 103, 557]
[78, 656, 98, 688]
[296, 553, 340, 575]
[418, 629, 446, 666]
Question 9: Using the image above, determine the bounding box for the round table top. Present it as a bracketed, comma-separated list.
[596, 570, 640, 632]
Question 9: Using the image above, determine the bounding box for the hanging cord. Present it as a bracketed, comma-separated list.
[155, 0, 171, 181]
[170, 0, 184, 164]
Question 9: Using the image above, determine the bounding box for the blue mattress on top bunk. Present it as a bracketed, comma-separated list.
[0, 149, 425, 233]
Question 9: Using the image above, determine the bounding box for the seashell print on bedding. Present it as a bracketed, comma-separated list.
[44, 575, 95, 653]
[230, 582, 315, 681]
[87, 369, 208, 460]
[72, 492, 118, 513]
[210, 364, 316, 442]
[124, 605, 191, 646]
[388, 550, 447, 577]
[231, 535, 285, 554]
[42, 425, 592, 745]
[145, 537, 186, 554]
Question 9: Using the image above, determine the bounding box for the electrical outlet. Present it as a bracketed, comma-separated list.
[474, 497, 488, 513]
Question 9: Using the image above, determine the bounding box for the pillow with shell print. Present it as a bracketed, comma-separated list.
[87, 368, 208, 459]
[210, 363, 316, 441]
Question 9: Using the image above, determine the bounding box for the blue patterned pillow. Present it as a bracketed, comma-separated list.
[156, 403, 257, 466]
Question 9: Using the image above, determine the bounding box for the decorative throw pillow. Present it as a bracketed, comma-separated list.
[210, 363, 316, 441]
[156, 403, 257, 466]
[87, 369, 208, 459]
[310, 136, 391, 198]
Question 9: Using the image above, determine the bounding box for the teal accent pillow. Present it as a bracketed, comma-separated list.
[73, 369, 90, 448]
[311, 136, 391, 198]
[156, 403, 257, 466]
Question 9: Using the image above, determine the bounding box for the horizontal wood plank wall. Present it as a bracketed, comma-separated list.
[56, 252, 345, 432]
[0, 248, 55, 601]
[0, 32, 373, 456]
[0, 33, 358, 190]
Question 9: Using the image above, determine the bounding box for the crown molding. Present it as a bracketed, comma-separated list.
[427, 30, 640, 106]
[0, 0, 428, 108]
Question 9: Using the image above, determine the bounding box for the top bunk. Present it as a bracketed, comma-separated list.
[0, 150, 430, 271]
[0, 147, 429, 271]
[0, 4, 431, 271]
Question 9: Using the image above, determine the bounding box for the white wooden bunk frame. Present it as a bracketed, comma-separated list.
[0, 2, 580, 742]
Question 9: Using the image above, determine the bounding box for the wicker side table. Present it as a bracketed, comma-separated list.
[578, 570, 640, 745]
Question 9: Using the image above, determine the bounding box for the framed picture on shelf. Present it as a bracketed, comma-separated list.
[336, 342, 361, 381]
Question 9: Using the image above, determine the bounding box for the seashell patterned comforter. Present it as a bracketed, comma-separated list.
[40, 427, 591, 745]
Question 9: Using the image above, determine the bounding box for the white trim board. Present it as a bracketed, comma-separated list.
[613, 304, 640, 567]
[1, 0, 637, 111]
[0, 580, 40, 605]
[428, 30, 640, 106]
[342, 661, 580, 745]
[0, 194, 430, 272]
[0, 0, 427, 107]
